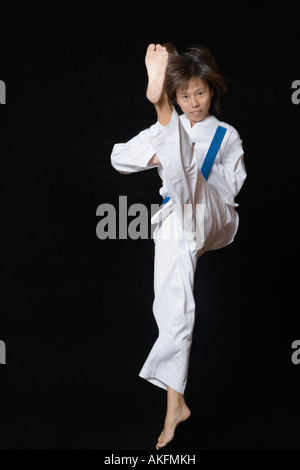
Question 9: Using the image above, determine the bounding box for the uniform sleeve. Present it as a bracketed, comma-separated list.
[208, 127, 246, 205]
[110, 126, 160, 174]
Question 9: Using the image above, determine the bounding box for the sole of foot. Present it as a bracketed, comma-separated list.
[145, 43, 169, 105]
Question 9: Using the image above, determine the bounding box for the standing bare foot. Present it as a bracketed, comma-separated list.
[145, 43, 169, 105]
[156, 387, 191, 450]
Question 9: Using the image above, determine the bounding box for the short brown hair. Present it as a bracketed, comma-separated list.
[164, 43, 227, 116]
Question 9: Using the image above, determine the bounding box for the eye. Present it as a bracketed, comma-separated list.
[197, 91, 203, 96]
[182, 95, 189, 100]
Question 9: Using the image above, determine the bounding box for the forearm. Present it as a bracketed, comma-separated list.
[111, 131, 159, 174]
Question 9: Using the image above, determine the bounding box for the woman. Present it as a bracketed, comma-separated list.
[111, 43, 246, 449]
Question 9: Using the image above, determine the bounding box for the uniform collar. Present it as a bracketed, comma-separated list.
[180, 113, 219, 132]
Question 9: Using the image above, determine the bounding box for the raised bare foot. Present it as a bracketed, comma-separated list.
[156, 401, 191, 450]
[145, 43, 169, 105]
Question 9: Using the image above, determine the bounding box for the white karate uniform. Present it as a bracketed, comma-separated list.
[111, 108, 246, 394]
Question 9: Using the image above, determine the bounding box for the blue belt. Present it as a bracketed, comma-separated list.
[163, 196, 171, 205]
[201, 125, 227, 180]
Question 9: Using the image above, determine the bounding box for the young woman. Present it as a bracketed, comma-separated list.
[111, 43, 246, 449]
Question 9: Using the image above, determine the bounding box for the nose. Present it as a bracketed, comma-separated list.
[191, 95, 200, 108]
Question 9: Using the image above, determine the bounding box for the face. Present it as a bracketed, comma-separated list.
[176, 77, 213, 126]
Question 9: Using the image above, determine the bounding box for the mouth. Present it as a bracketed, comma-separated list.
[190, 110, 202, 116]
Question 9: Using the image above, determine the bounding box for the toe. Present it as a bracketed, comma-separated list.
[156, 434, 166, 449]
[156, 432, 163, 449]
[156, 441, 166, 449]
[147, 43, 156, 52]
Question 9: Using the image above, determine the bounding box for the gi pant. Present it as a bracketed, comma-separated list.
[139, 211, 198, 394]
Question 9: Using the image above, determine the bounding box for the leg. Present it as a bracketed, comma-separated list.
[145, 43, 173, 127]
[139, 212, 197, 448]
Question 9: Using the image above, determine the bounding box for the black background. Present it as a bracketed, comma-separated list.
[0, 0, 299, 450]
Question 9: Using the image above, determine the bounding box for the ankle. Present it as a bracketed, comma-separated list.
[167, 396, 186, 410]
[155, 101, 173, 127]
[154, 92, 170, 109]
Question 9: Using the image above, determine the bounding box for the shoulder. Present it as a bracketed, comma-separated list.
[214, 119, 244, 163]
[216, 118, 242, 147]
[130, 120, 161, 143]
